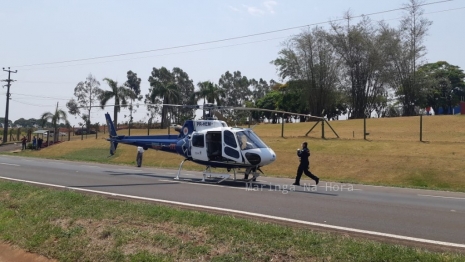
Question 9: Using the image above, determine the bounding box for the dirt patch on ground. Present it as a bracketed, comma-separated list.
[0, 143, 22, 153]
[0, 243, 56, 262]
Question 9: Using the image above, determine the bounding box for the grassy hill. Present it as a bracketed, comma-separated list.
[12, 114, 465, 192]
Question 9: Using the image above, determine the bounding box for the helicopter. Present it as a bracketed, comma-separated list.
[104, 103, 327, 184]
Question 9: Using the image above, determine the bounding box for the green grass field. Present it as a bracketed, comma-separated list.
[10, 114, 465, 192]
[1, 181, 463, 261]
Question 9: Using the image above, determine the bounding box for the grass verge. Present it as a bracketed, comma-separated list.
[0, 180, 464, 261]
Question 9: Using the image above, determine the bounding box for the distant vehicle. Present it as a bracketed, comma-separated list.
[74, 129, 97, 135]
[43, 130, 55, 137]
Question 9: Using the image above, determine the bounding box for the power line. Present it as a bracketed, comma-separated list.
[12, 93, 70, 100]
[10, 99, 53, 107]
[15, 80, 77, 84]
[18, 36, 287, 71]
[12, 0, 454, 69]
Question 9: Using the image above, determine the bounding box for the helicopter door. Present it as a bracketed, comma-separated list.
[221, 130, 242, 163]
[190, 132, 209, 161]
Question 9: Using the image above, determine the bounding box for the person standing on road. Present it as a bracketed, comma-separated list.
[136, 146, 144, 167]
[293, 141, 319, 186]
[32, 136, 37, 150]
[38, 137, 43, 150]
[21, 136, 27, 150]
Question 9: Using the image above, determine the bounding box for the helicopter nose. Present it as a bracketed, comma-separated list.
[261, 148, 276, 165]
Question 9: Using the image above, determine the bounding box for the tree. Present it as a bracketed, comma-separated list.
[100, 78, 132, 127]
[13, 118, 39, 128]
[66, 74, 102, 131]
[0, 118, 13, 128]
[273, 27, 342, 118]
[383, 0, 432, 116]
[144, 95, 162, 128]
[418, 61, 465, 114]
[249, 78, 272, 102]
[172, 68, 195, 123]
[193, 81, 225, 118]
[218, 71, 251, 122]
[218, 71, 250, 106]
[255, 90, 282, 123]
[148, 67, 181, 128]
[40, 102, 70, 142]
[194, 81, 224, 105]
[125, 71, 142, 124]
[328, 14, 390, 119]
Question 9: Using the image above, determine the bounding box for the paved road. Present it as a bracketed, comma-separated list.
[1, 155, 464, 249]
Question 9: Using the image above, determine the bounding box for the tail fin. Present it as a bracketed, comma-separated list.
[176, 120, 194, 139]
[105, 113, 118, 155]
[105, 113, 117, 137]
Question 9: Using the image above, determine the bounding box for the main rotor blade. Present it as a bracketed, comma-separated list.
[79, 103, 324, 120]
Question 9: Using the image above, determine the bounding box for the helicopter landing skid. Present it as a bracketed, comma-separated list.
[244, 172, 260, 182]
[202, 166, 232, 183]
[176, 162, 259, 184]
[202, 173, 230, 183]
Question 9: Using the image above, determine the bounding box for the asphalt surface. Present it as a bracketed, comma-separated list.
[0, 155, 464, 249]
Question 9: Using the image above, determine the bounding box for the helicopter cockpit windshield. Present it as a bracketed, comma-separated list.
[235, 130, 268, 150]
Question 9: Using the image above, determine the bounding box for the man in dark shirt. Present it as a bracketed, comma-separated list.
[21, 136, 27, 150]
[293, 142, 319, 186]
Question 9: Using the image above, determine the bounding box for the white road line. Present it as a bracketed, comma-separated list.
[1, 175, 464, 249]
[158, 179, 180, 183]
[418, 194, 465, 200]
[0, 163, 20, 166]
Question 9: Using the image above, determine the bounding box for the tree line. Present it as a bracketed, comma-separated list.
[271, 0, 464, 119]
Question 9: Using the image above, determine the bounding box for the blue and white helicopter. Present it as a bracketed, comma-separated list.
[104, 104, 282, 183]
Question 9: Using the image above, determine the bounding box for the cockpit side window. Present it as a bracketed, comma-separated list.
[192, 133, 204, 147]
[223, 130, 237, 148]
[236, 130, 267, 149]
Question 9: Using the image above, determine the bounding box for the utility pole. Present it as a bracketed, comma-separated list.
[2, 67, 17, 143]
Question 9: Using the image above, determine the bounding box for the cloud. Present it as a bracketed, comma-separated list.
[227, 5, 240, 12]
[244, 5, 265, 16]
[263, 1, 277, 14]
[229, 1, 277, 16]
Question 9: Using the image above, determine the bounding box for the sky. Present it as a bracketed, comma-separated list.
[1, 0, 463, 126]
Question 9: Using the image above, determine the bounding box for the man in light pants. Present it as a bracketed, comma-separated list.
[136, 146, 144, 167]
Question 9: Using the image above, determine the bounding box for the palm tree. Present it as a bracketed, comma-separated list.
[40, 102, 69, 142]
[100, 78, 133, 127]
[193, 81, 224, 105]
[193, 81, 224, 118]
[150, 82, 180, 128]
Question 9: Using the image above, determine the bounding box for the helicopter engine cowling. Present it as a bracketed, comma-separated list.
[173, 125, 183, 133]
